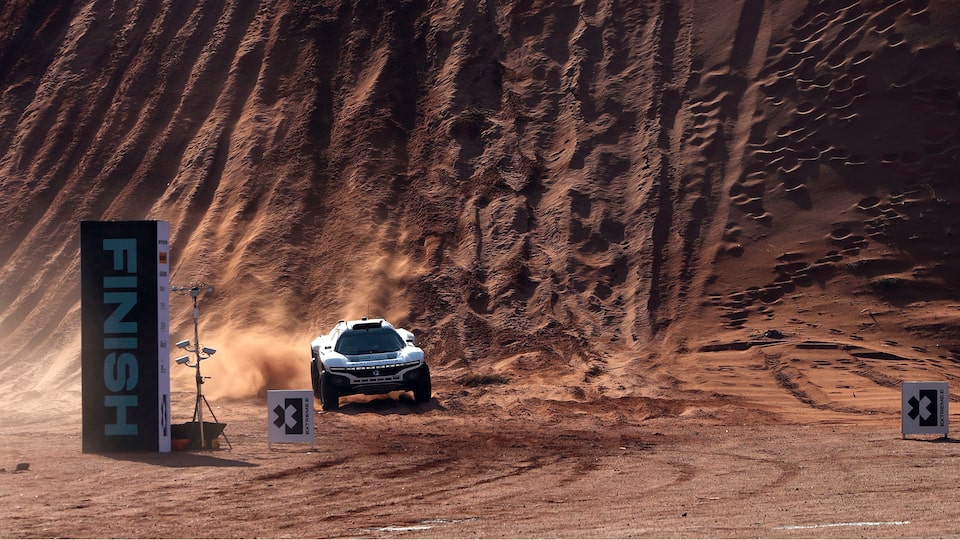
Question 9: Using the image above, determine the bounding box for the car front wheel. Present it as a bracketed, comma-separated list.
[320, 371, 340, 411]
[310, 360, 321, 399]
[413, 365, 432, 403]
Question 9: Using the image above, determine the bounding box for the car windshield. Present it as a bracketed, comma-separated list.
[335, 328, 404, 355]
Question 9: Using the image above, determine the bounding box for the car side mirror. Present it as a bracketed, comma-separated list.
[398, 328, 416, 345]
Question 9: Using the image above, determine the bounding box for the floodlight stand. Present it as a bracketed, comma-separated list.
[191, 365, 230, 450]
[173, 285, 232, 450]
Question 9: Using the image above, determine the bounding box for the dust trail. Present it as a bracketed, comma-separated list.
[171, 330, 312, 400]
[167, 295, 316, 399]
[168, 250, 425, 400]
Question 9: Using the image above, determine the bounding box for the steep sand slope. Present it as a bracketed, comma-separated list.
[2, 2, 960, 537]
[1, 0, 958, 422]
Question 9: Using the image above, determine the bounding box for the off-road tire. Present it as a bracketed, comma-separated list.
[310, 359, 321, 399]
[320, 371, 340, 411]
[413, 364, 432, 403]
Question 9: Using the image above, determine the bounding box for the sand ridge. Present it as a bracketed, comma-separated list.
[1, 0, 959, 536]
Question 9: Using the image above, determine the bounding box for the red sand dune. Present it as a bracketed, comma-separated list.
[2, 1, 960, 536]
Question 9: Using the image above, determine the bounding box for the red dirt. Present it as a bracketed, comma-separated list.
[2, 0, 960, 537]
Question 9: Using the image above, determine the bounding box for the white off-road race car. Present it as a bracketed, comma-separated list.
[310, 318, 431, 411]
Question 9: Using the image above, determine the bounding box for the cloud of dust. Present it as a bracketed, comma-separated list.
[170, 329, 312, 400]
[0, 332, 84, 431]
[166, 247, 426, 401]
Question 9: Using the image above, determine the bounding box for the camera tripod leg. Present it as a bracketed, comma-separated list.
[189, 392, 231, 450]
[201, 394, 232, 450]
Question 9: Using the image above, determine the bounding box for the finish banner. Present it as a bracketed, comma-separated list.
[80, 221, 171, 453]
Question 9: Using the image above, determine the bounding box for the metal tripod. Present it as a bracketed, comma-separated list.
[189, 351, 231, 450]
[173, 285, 231, 450]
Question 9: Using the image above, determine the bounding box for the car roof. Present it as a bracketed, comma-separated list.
[339, 317, 393, 331]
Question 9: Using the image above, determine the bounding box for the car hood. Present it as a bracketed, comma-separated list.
[343, 351, 401, 362]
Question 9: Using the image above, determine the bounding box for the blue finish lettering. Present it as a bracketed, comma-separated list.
[101, 238, 140, 437]
[104, 395, 138, 436]
[103, 239, 137, 272]
[104, 352, 139, 392]
[103, 291, 137, 334]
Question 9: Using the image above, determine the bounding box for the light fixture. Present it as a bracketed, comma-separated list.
[170, 284, 230, 450]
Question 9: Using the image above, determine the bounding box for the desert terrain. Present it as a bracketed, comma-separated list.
[1, 0, 960, 537]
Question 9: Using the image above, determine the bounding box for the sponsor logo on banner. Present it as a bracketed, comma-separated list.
[273, 398, 305, 434]
[902, 381, 948, 437]
[267, 390, 314, 448]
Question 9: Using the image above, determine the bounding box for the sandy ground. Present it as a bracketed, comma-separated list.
[3, 369, 960, 539]
[2, 1, 960, 537]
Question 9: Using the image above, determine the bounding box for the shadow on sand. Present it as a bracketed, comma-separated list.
[103, 450, 258, 468]
[904, 435, 960, 444]
[333, 392, 445, 416]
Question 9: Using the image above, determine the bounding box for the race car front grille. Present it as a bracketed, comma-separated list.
[330, 360, 420, 378]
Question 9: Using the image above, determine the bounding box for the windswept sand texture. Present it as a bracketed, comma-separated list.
[2, 0, 960, 537]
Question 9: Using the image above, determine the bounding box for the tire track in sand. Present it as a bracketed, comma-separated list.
[682, 1, 772, 334]
[645, 0, 685, 334]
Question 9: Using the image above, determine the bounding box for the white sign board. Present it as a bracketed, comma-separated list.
[267, 390, 315, 449]
[902, 382, 948, 437]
